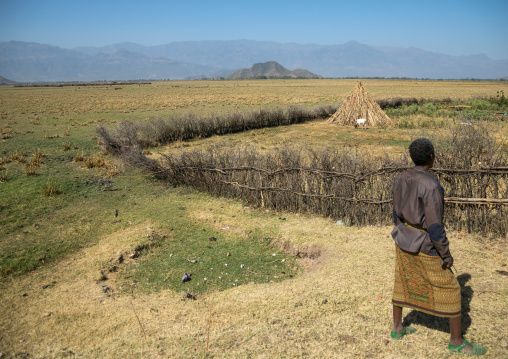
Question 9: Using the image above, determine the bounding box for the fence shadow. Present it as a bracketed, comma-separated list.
[402, 273, 473, 335]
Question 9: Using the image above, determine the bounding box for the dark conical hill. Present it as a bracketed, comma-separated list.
[226, 61, 321, 79]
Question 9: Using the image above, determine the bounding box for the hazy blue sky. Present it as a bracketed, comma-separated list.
[1, 0, 507, 59]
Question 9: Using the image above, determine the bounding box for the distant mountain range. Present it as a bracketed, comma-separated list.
[1, 40, 507, 82]
[0, 75, 16, 85]
[226, 61, 320, 79]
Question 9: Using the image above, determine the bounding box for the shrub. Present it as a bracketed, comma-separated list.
[436, 118, 506, 169]
[97, 104, 338, 153]
[421, 103, 437, 116]
[377, 97, 418, 109]
[489, 90, 508, 106]
[395, 117, 415, 129]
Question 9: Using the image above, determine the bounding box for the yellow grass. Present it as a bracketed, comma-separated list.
[0, 196, 506, 358]
[1, 80, 507, 124]
[154, 120, 416, 160]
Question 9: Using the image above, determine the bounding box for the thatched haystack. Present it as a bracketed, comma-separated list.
[328, 82, 392, 127]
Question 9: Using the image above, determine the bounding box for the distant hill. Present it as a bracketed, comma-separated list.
[226, 61, 321, 79]
[73, 40, 508, 79]
[1, 40, 508, 82]
[0, 75, 17, 85]
[0, 41, 218, 82]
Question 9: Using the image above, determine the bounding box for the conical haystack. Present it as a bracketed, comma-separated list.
[328, 82, 391, 127]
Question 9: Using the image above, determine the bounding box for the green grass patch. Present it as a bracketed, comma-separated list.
[117, 208, 300, 296]
[395, 116, 449, 129]
[385, 98, 508, 123]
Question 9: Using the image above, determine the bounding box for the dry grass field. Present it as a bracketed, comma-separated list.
[2, 79, 506, 121]
[0, 79, 507, 358]
[1, 201, 506, 358]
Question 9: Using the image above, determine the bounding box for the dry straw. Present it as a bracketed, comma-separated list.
[328, 82, 392, 127]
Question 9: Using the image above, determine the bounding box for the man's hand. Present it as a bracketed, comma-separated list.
[442, 258, 454, 270]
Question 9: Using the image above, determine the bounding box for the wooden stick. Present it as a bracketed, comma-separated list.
[129, 297, 147, 340]
[445, 197, 508, 205]
[204, 296, 212, 358]
[267, 258, 284, 264]
[151, 164, 508, 180]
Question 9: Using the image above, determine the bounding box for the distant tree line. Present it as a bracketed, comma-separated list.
[14, 81, 152, 88]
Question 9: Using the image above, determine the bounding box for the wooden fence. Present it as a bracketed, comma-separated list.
[125, 145, 507, 237]
[101, 113, 507, 237]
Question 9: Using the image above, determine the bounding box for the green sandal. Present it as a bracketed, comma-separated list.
[390, 326, 416, 340]
[449, 340, 488, 355]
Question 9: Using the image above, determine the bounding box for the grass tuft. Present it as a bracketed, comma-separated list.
[103, 166, 119, 178]
[74, 152, 85, 162]
[83, 154, 106, 169]
[42, 179, 59, 196]
[32, 148, 45, 166]
[1, 125, 13, 139]
[0, 156, 11, 166]
[44, 134, 60, 139]
[0, 169, 8, 182]
[24, 162, 37, 176]
[10, 151, 27, 163]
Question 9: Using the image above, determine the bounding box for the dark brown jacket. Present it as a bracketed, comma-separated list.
[391, 166, 452, 262]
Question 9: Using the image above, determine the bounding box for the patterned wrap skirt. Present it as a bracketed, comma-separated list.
[392, 245, 461, 318]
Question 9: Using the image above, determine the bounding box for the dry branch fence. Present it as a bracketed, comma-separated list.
[98, 110, 507, 237]
[97, 104, 338, 150]
[119, 143, 507, 237]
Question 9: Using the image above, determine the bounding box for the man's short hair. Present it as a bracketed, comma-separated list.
[409, 138, 435, 166]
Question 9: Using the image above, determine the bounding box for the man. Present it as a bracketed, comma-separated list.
[390, 138, 487, 355]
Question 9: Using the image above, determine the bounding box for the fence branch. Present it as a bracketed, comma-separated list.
[158, 163, 508, 178]
[220, 181, 506, 206]
[444, 197, 508, 205]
